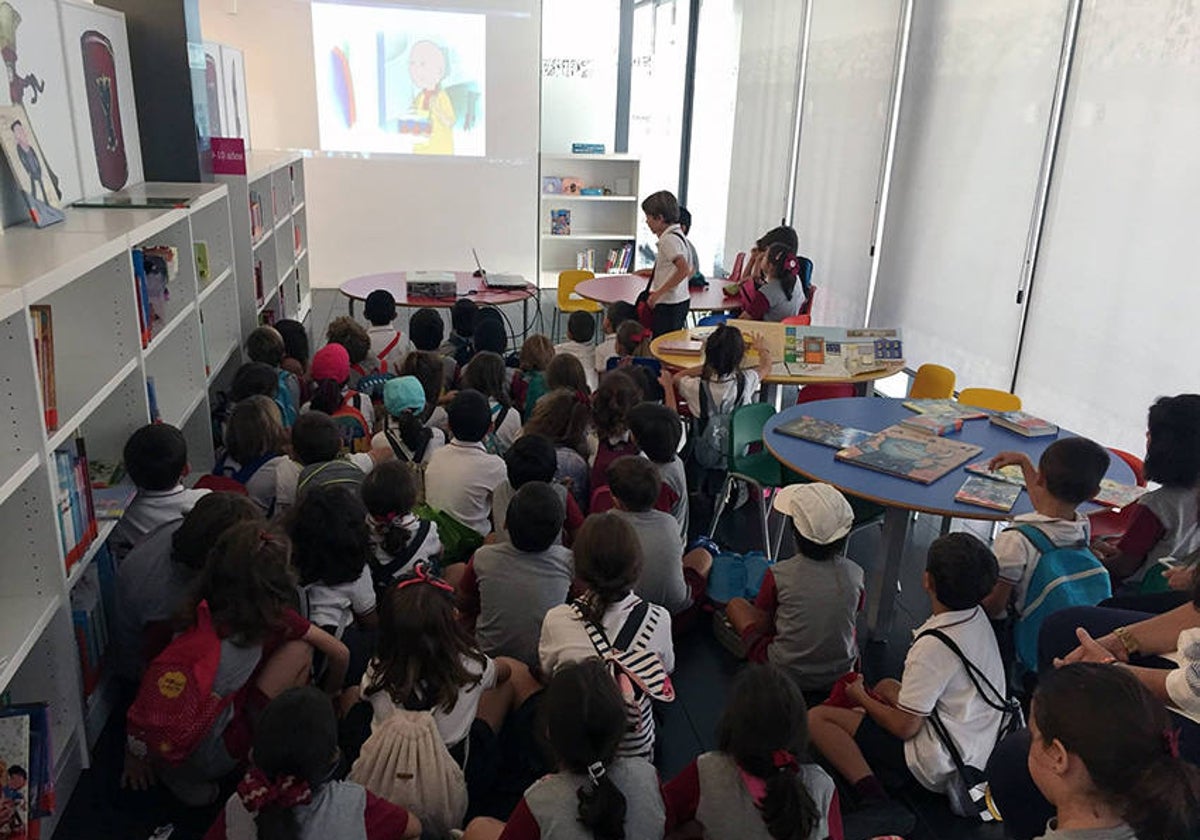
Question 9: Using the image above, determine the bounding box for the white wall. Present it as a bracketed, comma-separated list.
[199, 0, 541, 289]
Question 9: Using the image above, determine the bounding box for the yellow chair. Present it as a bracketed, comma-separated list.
[958, 387, 1022, 412]
[553, 270, 601, 342]
[909, 364, 956, 400]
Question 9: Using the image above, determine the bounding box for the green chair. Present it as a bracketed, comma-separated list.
[709, 403, 783, 561]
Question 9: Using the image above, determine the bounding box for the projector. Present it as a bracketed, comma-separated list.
[406, 272, 458, 299]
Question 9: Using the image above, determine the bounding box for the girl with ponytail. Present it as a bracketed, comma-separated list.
[1026, 662, 1200, 840]
[461, 660, 666, 840]
[663, 664, 840, 840]
[361, 461, 444, 591]
[204, 686, 421, 840]
[739, 242, 811, 322]
[523, 388, 595, 511]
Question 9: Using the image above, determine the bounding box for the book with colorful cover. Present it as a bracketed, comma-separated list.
[0, 711, 30, 838]
[92, 484, 137, 520]
[899, 415, 963, 436]
[658, 339, 704, 355]
[194, 241, 210, 282]
[955, 475, 1023, 512]
[29, 305, 56, 433]
[990, 410, 1059, 438]
[965, 461, 1027, 486]
[901, 399, 989, 421]
[550, 209, 571, 235]
[1093, 478, 1148, 510]
[777, 416, 874, 450]
[835, 425, 983, 484]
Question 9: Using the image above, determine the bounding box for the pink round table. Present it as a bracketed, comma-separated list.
[339, 271, 537, 309]
[574, 273, 741, 312]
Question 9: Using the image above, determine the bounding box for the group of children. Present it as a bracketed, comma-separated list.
[98, 263, 1200, 840]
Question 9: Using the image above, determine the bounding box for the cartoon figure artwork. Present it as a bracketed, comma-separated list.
[0, 2, 62, 202]
[408, 39, 454, 155]
[80, 30, 128, 191]
[0, 104, 64, 227]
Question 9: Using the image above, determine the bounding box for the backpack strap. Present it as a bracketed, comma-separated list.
[1009, 522, 1085, 553]
[371, 519, 433, 581]
[378, 334, 401, 363]
[916, 627, 1015, 715]
[734, 370, 746, 406]
[614, 600, 651, 650]
[572, 600, 613, 656]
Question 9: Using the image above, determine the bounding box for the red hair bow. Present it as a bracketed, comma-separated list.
[771, 749, 799, 773]
[783, 254, 801, 276]
[237, 766, 312, 815]
[575, 389, 591, 406]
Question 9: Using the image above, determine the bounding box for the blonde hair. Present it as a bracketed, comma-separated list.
[519, 334, 555, 372]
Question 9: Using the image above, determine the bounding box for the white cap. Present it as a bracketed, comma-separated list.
[772, 483, 854, 544]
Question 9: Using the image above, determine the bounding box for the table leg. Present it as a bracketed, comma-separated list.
[867, 506, 909, 641]
[853, 380, 874, 397]
[348, 297, 355, 317]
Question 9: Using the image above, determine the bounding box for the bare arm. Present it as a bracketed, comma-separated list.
[750, 335, 773, 379]
[849, 678, 922, 740]
[304, 624, 349, 694]
[980, 579, 1014, 620]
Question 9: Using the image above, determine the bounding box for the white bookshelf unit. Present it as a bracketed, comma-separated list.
[217, 151, 311, 337]
[0, 181, 240, 837]
[539, 153, 640, 288]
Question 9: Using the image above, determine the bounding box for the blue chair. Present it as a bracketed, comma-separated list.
[698, 313, 728, 327]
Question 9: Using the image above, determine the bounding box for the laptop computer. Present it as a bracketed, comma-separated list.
[473, 248, 528, 289]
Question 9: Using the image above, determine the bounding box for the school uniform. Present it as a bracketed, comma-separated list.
[368, 514, 443, 590]
[992, 512, 1091, 616]
[1115, 485, 1200, 585]
[305, 566, 376, 637]
[613, 509, 692, 614]
[554, 340, 599, 391]
[113, 520, 192, 682]
[489, 398, 522, 454]
[1035, 822, 1136, 840]
[676, 369, 762, 419]
[490, 480, 583, 546]
[361, 654, 496, 751]
[649, 224, 694, 336]
[214, 453, 288, 514]
[650, 455, 689, 540]
[275, 453, 376, 514]
[206, 780, 413, 840]
[756, 277, 804, 322]
[366, 325, 411, 373]
[424, 440, 508, 536]
[595, 335, 618, 374]
[110, 484, 210, 560]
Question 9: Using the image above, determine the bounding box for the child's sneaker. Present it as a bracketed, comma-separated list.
[712, 610, 746, 659]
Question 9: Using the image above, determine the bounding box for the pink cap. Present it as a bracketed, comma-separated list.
[310, 343, 350, 382]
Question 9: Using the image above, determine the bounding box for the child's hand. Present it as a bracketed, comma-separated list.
[844, 673, 869, 705]
[1091, 537, 1120, 561]
[121, 750, 155, 791]
[751, 334, 770, 357]
[657, 368, 674, 394]
[1166, 564, 1199, 592]
[988, 451, 1032, 472]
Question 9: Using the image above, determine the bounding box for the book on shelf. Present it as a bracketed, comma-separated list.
[0, 702, 54, 825]
[965, 461, 1026, 486]
[898, 415, 964, 436]
[92, 484, 137, 520]
[990, 410, 1059, 438]
[198, 309, 210, 376]
[87, 459, 125, 488]
[54, 435, 98, 570]
[776, 416, 874, 449]
[254, 258, 265, 305]
[294, 223, 302, 255]
[194, 240, 210, 283]
[605, 243, 633, 273]
[71, 554, 113, 698]
[147, 377, 161, 423]
[550, 209, 571, 235]
[901, 399, 989, 421]
[131, 249, 152, 348]
[289, 164, 298, 205]
[575, 248, 597, 272]
[955, 474, 1023, 512]
[1093, 478, 1148, 510]
[260, 308, 276, 326]
[249, 190, 264, 240]
[834, 425, 983, 484]
[29, 305, 57, 432]
[140, 246, 177, 333]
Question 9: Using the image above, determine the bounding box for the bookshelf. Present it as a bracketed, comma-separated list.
[217, 151, 312, 335]
[0, 181, 239, 837]
[539, 153, 640, 288]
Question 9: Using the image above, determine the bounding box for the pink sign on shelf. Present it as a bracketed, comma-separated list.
[211, 137, 247, 175]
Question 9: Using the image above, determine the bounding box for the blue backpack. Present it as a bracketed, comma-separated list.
[1011, 523, 1111, 672]
[707, 550, 770, 604]
[275, 370, 298, 428]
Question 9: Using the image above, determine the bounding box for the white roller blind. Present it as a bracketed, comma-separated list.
[1015, 0, 1200, 455]
[868, 1, 1070, 389]
[791, 0, 902, 328]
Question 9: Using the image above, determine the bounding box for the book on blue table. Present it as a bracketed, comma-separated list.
[776, 416, 873, 449]
[955, 475, 1023, 512]
[990, 410, 1059, 438]
[835, 425, 982, 485]
[901, 399, 989, 421]
[965, 461, 1027, 486]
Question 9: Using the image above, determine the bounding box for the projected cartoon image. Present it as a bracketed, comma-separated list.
[313, 2, 485, 157]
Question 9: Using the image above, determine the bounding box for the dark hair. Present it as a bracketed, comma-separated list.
[451, 298, 478, 337]
[573, 512, 641, 623]
[230, 362, 280, 402]
[250, 686, 339, 840]
[287, 485, 371, 587]
[124, 424, 188, 491]
[172, 492, 262, 571]
[627, 402, 681, 463]
[607, 456, 659, 512]
[1039, 437, 1110, 506]
[756, 225, 799, 253]
[615, 320, 651, 357]
[793, 530, 847, 563]
[274, 320, 310, 367]
[361, 461, 420, 556]
[225, 395, 286, 464]
[5, 766, 26, 779]
[308, 379, 345, 415]
[447, 389, 491, 443]
[717, 665, 819, 840]
[524, 388, 592, 458]
[409, 307, 445, 351]
[325, 316, 371, 365]
[246, 326, 285, 366]
[472, 317, 507, 356]
[546, 353, 590, 396]
[541, 660, 630, 840]
[519, 334, 555, 372]
[190, 522, 296, 643]
[703, 324, 745, 379]
[678, 205, 692, 235]
[504, 434, 557, 488]
[291, 411, 342, 465]
[605, 301, 639, 332]
[462, 351, 511, 408]
[641, 189, 680, 224]
[399, 350, 443, 412]
[567, 310, 596, 343]
[365, 574, 488, 714]
[925, 532, 998, 610]
[1034, 663, 1200, 840]
[593, 370, 641, 441]
[507, 482, 565, 552]
[363, 290, 397, 326]
[765, 242, 799, 301]
[1144, 395, 1200, 487]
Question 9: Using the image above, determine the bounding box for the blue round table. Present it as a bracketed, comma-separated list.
[763, 398, 1137, 639]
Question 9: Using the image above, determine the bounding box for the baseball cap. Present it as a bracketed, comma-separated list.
[310, 343, 350, 382]
[384, 376, 426, 417]
[772, 483, 853, 544]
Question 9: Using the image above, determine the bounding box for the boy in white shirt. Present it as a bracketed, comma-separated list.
[807, 533, 1006, 819]
[554, 311, 598, 391]
[641, 190, 694, 336]
[424, 390, 508, 537]
[362, 289, 412, 374]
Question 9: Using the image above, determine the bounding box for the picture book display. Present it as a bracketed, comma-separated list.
[549, 209, 571, 235]
[955, 475, 1023, 512]
[965, 461, 1026, 486]
[835, 425, 983, 484]
[902, 399, 989, 421]
[776, 416, 873, 450]
[0, 104, 64, 227]
[55, 435, 98, 571]
[990, 410, 1059, 438]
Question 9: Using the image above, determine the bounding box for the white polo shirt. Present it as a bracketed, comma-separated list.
[897, 606, 1006, 793]
[992, 512, 1091, 617]
[424, 440, 508, 535]
[677, 369, 762, 419]
[109, 485, 210, 560]
[366, 325, 412, 373]
[651, 224, 692, 305]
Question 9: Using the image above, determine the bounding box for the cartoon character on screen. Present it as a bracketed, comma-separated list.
[0, 2, 62, 201]
[409, 39, 455, 155]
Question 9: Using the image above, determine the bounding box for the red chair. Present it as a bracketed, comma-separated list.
[795, 383, 856, 405]
[1088, 448, 1147, 539]
[782, 314, 811, 327]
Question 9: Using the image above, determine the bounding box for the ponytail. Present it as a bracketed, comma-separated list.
[1124, 755, 1200, 840]
[255, 805, 300, 840]
[361, 461, 420, 559]
[616, 320, 651, 357]
[758, 754, 818, 840]
[577, 762, 628, 840]
[309, 378, 343, 414]
[378, 514, 413, 557]
[765, 243, 800, 302]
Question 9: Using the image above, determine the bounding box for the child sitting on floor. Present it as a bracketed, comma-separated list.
[511, 334, 554, 417]
[522, 388, 594, 511]
[443, 298, 478, 368]
[362, 460, 443, 589]
[461, 351, 521, 455]
[363, 289, 412, 373]
[596, 300, 639, 375]
[399, 350, 451, 434]
[628, 401, 688, 540]
[726, 483, 864, 704]
[245, 325, 300, 427]
[308, 343, 375, 449]
[327, 315, 378, 389]
[276, 412, 386, 513]
[213, 395, 289, 514]
[489, 434, 584, 546]
[424, 390, 509, 537]
[590, 369, 642, 495]
[554, 310, 598, 391]
[409, 307, 458, 391]
[372, 375, 446, 465]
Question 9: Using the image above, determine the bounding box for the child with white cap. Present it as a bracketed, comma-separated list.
[726, 482, 864, 703]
